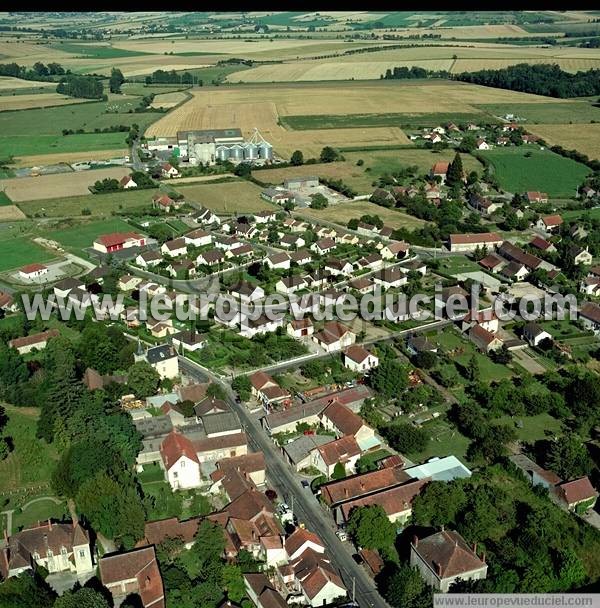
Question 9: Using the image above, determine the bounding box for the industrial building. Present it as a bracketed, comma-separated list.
[145, 128, 273, 166]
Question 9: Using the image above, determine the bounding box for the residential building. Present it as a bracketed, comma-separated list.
[343, 344, 379, 372]
[196, 248, 225, 267]
[570, 244, 593, 266]
[8, 329, 59, 355]
[527, 191, 549, 204]
[312, 321, 356, 353]
[325, 258, 354, 276]
[160, 431, 201, 490]
[580, 302, 600, 333]
[265, 252, 291, 270]
[556, 477, 598, 511]
[136, 250, 162, 268]
[373, 267, 407, 289]
[100, 546, 165, 608]
[227, 280, 265, 302]
[310, 435, 362, 478]
[282, 435, 334, 471]
[449, 232, 503, 253]
[319, 400, 376, 448]
[469, 324, 503, 353]
[18, 263, 48, 280]
[171, 330, 207, 353]
[184, 228, 212, 247]
[430, 161, 450, 183]
[311, 238, 336, 256]
[275, 275, 308, 294]
[522, 322, 552, 347]
[161, 162, 180, 178]
[93, 232, 145, 253]
[380, 241, 410, 260]
[410, 530, 488, 592]
[0, 520, 93, 579]
[135, 344, 179, 379]
[287, 317, 314, 339]
[244, 573, 287, 608]
[536, 214, 563, 232]
[120, 175, 137, 189]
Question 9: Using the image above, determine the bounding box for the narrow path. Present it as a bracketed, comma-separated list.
[20, 495, 62, 511]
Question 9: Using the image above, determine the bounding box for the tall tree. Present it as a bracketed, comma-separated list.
[347, 505, 396, 552]
[109, 67, 125, 94]
[290, 150, 304, 166]
[446, 151, 464, 188]
[127, 361, 160, 399]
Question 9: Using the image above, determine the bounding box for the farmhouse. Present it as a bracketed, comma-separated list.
[152, 194, 181, 212]
[469, 324, 503, 353]
[410, 530, 488, 592]
[479, 253, 505, 273]
[250, 371, 291, 406]
[18, 263, 48, 280]
[9, 328, 59, 355]
[0, 291, 17, 313]
[161, 162, 180, 178]
[93, 232, 145, 253]
[430, 161, 450, 183]
[522, 322, 552, 347]
[527, 191, 549, 204]
[311, 435, 362, 478]
[449, 233, 502, 253]
[556, 477, 598, 512]
[530, 235, 555, 252]
[0, 520, 93, 579]
[498, 241, 543, 271]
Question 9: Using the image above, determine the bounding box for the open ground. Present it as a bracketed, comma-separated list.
[298, 199, 428, 230]
[0, 93, 91, 112]
[41, 218, 137, 251]
[1, 167, 130, 203]
[0, 236, 57, 272]
[527, 124, 600, 161]
[177, 180, 276, 214]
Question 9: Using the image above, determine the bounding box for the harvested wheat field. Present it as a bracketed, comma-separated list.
[0, 167, 130, 202]
[299, 200, 428, 231]
[0, 206, 27, 221]
[146, 81, 558, 156]
[528, 124, 600, 161]
[0, 93, 90, 111]
[150, 91, 189, 109]
[0, 76, 57, 91]
[177, 180, 274, 214]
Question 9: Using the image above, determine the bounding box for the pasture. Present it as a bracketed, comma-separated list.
[0, 133, 128, 158]
[299, 199, 428, 231]
[1, 167, 130, 202]
[479, 148, 591, 197]
[42, 218, 137, 250]
[527, 124, 600, 161]
[0, 237, 55, 272]
[18, 188, 157, 217]
[177, 180, 273, 213]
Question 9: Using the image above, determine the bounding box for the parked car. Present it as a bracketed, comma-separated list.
[336, 530, 348, 542]
[301, 480, 310, 488]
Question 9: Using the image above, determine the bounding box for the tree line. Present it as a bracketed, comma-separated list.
[0, 61, 65, 81]
[56, 74, 104, 99]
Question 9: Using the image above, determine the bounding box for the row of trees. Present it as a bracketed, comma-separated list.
[56, 74, 104, 99]
[455, 64, 600, 98]
[0, 61, 65, 80]
[382, 66, 448, 80]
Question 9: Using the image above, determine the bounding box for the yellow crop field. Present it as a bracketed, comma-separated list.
[0, 76, 56, 90]
[150, 91, 189, 109]
[0, 167, 130, 202]
[527, 124, 600, 160]
[0, 206, 27, 221]
[452, 57, 600, 73]
[0, 93, 90, 111]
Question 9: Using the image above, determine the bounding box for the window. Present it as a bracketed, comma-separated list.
[79, 550, 86, 558]
[173, 472, 178, 478]
[181, 460, 185, 468]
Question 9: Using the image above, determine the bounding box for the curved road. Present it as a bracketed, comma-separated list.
[179, 357, 389, 608]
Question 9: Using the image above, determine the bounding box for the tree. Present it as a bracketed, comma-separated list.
[381, 562, 429, 608]
[0, 571, 55, 608]
[54, 588, 111, 608]
[0, 438, 9, 461]
[332, 462, 346, 480]
[184, 519, 226, 580]
[446, 152, 464, 188]
[290, 150, 304, 166]
[147, 223, 173, 243]
[231, 376, 251, 401]
[412, 351, 437, 370]
[221, 564, 246, 604]
[412, 480, 467, 527]
[545, 436, 592, 480]
[109, 67, 125, 94]
[319, 146, 338, 163]
[127, 362, 160, 399]
[206, 383, 226, 400]
[465, 354, 480, 382]
[383, 422, 428, 454]
[347, 505, 396, 552]
[309, 193, 328, 209]
[369, 359, 409, 398]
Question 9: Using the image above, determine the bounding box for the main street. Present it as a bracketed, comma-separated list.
[179, 357, 390, 608]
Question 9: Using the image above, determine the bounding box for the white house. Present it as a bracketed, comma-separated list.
[136, 250, 162, 268]
[287, 317, 314, 339]
[536, 214, 563, 233]
[522, 322, 552, 347]
[312, 321, 356, 353]
[265, 252, 291, 270]
[119, 175, 137, 189]
[161, 238, 188, 258]
[160, 431, 201, 490]
[18, 263, 48, 280]
[310, 435, 361, 478]
[136, 344, 179, 379]
[184, 229, 212, 247]
[161, 162, 180, 178]
[275, 275, 307, 294]
[343, 344, 379, 372]
[325, 259, 354, 276]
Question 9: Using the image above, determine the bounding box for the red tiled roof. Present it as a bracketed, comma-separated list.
[470, 324, 499, 347]
[541, 214, 563, 227]
[558, 476, 598, 505]
[450, 232, 502, 246]
[249, 371, 276, 391]
[96, 232, 143, 248]
[479, 253, 504, 270]
[285, 528, 324, 559]
[580, 302, 600, 324]
[431, 161, 450, 175]
[160, 431, 199, 470]
[9, 328, 59, 350]
[316, 435, 361, 466]
[141, 517, 200, 546]
[20, 263, 47, 274]
[321, 400, 364, 436]
[412, 529, 486, 579]
[343, 344, 373, 364]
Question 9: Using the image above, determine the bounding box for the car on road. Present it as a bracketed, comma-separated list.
[336, 530, 348, 542]
[301, 480, 310, 488]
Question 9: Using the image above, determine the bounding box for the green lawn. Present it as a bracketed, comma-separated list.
[19, 188, 158, 218]
[281, 112, 493, 130]
[356, 448, 392, 469]
[0, 133, 128, 157]
[539, 319, 588, 339]
[0, 237, 56, 272]
[12, 498, 68, 533]
[407, 417, 472, 465]
[138, 462, 166, 485]
[43, 218, 136, 251]
[476, 102, 600, 124]
[0, 406, 59, 494]
[479, 148, 590, 197]
[50, 42, 153, 59]
[562, 207, 600, 222]
[0, 98, 163, 138]
[0, 191, 12, 206]
[436, 255, 483, 276]
[496, 412, 563, 443]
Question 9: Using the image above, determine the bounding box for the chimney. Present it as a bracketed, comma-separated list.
[359, 481, 365, 491]
[441, 524, 445, 532]
[145, 576, 152, 589]
[344, 487, 349, 497]
[482, 552, 486, 564]
[412, 535, 418, 547]
[472, 542, 477, 554]
[435, 561, 442, 576]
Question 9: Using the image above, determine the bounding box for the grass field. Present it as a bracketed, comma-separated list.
[527, 123, 600, 161]
[0, 98, 163, 139]
[0, 93, 91, 112]
[43, 218, 136, 250]
[299, 199, 428, 230]
[476, 101, 600, 124]
[479, 148, 591, 197]
[177, 180, 274, 213]
[562, 207, 600, 221]
[0, 406, 59, 492]
[9, 149, 129, 168]
[0, 237, 56, 272]
[281, 112, 496, 130]
[1, 167, 130, 203]
[0, 133, 129, 158]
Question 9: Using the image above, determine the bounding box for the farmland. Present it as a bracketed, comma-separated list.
[8, 149, 129, 168]
[0, 93, 91, 112]
[18, 187, 158, 217]
[479, 148, 591, 197]
[145, 80, 557, 157]
[0, 133, 128, 158]
[42, 218, 137, 251]
[476, 101, 600, 124]
[527, 124, 600, 161]
[1, 167, 130, 203]
[177, 180, 274, 213]
[0, 236, 56, 272]
[150, 91, 189, 109]
[298, 199, 428, 231]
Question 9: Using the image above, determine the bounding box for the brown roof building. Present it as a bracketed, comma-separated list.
[557, 476, 598, 511]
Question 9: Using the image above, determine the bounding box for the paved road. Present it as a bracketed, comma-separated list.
[179, 357, 389, 608]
